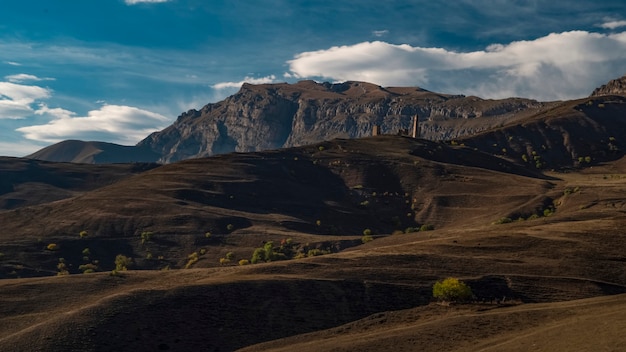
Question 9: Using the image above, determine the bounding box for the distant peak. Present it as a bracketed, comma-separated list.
[590, 74, 626, 97]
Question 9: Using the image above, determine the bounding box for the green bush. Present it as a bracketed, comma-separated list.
[419, 224, 435, 231]
[432, 277, 473, 302]
[361, 234, 374, 243]
[140, 231, 153, 244]
[363, 228, 373, 236]
[79, 230, 88, 238]
[46, 243, 58, 251]
[185, 252, 199, 269]
[114, 254, 132, 271]
[494, 217, 512, 224]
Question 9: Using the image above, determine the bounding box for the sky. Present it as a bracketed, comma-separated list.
[1, 0, 626, 156]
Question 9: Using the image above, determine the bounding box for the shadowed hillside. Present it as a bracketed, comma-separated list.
[0, 136, 554, 278]
[1, 76, 626, 351]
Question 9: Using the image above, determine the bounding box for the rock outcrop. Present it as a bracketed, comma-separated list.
[591, 74, 626, 97]
[138, 81, 544, 163]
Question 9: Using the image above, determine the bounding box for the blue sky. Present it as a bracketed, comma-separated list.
[1, 0, 626, 156]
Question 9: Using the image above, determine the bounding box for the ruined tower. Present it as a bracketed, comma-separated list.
[411, 114, 420, 138]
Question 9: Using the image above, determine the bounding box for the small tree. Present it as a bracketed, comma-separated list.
[433, 277, 473, 302]
[114, 254, 132, 272]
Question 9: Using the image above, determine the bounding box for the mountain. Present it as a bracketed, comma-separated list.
[26, 140, 160, 164]
[27, 76, 626, 165]
[138, 80, 545, 163]
[591, 74, 626, 96]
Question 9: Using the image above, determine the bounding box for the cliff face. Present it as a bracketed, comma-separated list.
[138, 80, 544, 163]
[591, 75, 626, 97]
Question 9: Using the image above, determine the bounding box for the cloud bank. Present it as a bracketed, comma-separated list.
[286, 30, 626, 100]
[17, 104, 169, 145]
[0, 81, 51, 119]
[212, 75, 278, 89]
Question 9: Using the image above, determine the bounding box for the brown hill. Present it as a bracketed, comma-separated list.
[1, 135, 626, 350]
[26, 140, 160, 164]
[459, 94, 626, 169]
[0, 135, 552, 278]
[0, 157, 158, 211]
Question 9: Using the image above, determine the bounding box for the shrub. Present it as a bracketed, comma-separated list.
[404, 227, 419, 234]
[140, 231, 153, 244]
[185, 252, 199, 269]
[46, 243, 58, 251]
[307, 248, 330, 257]
[363, 228, 373, 236]
[79, 230, 88, 238]
[494, 217, 512, 224]
[226, 251, 235, 260]
[238, 259, 250, 266]
[205, 232, 212, 238]
[57, 261, 69, 276]
[251, 248, 266, 264]
[114, 254, 132, 271]
[420, 224, 435, 231]
[219, 257, 231, 265]
[82, 248, 91, 256]
[432, 277, 473, 302]
[226, 224, 235, 232]
[361, 234, 374, 243]
[78, 263, 98, 274]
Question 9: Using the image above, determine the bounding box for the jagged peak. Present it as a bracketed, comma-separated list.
[590, 74, 626, 97]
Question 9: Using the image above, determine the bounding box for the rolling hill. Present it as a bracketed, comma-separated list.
[1, 75, 626, 350]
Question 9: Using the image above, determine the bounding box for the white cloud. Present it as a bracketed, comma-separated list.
[5, 74, 55, 83]
[17, 105, 170, 145]
[212, 75, 278, 89]
[286, 31, 626, 100]
[600, 20, 626, 30]
[0, 81, 51, 119]
[372, 30, 389, 37]
[124, 0, 170, 4]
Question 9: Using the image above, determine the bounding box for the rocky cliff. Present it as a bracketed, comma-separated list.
[138, 81, 544, 163]
[591, 74, 626, 96]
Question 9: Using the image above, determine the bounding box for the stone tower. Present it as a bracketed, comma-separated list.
[411, 114, 419, 138]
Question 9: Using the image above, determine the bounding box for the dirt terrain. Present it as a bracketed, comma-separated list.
[1, 89, 626, 350]
[0, 136, 625, 350]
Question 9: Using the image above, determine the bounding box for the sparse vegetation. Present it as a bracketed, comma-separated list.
[46, 243, 58, 251]
[433, 277, 473, 302]
[140, 231, 153, 244]
[78, 263, 98, 274]
[185, 252, 199, 269]
[494, 217, 513, 224]
[361, 234, 374, 243]
[114, 254, 132, 272]
[420, 224, 435, 231]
